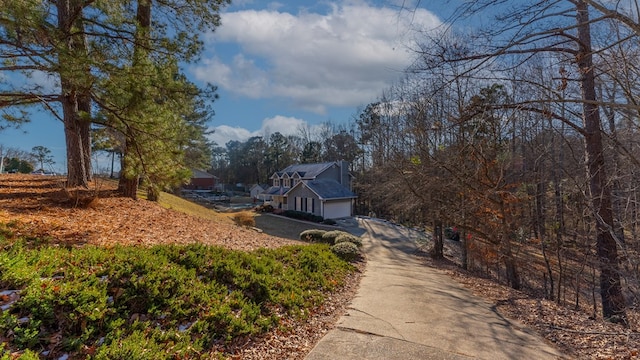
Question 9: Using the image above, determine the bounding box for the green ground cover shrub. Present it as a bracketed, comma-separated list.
[299, 229, 327, 242]
[334, 233, 363, 247]
[321, 230, 352, 245]
[0, 235, 354, 359]
[331, 242, 359, 261]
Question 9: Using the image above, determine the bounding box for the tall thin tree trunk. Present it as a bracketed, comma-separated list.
[501, 235, 521, 290]
[537, 174, 554, 300]
[576, 1, 626, 323]
[432, 218, 444, 259]
[110, 151, 115, 178]
[603, 102, 625, 244]
[499, 198, 520, 290]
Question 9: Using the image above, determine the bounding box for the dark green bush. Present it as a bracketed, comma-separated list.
[334, 233, 363, 247]
[331, 242, 359, 261]
[299, 229, 327, 242]
[282, 210, 324, 223]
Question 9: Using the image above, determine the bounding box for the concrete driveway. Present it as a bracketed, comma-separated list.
[305, 218, 568, 360]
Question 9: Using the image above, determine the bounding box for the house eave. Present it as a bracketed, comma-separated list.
[319, 196, 358, 201]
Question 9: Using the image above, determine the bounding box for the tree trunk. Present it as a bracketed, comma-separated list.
[120, 177, 138, 200]
[537, 177, 554, 300]
[117, 0, 151, 200]
[432, 219, 444, 259]
[501, 235, 521, 290]
[551, 121, 565, 303]
[499, 197, 521, 290]
[118, 131, 138, 199]
[110, 151, 115, 178]
[576, 1, 626, 323]
[461, 230, 468, 270]
[62, 107, 91, 187]
[147, 184, 159, 202]
[119, 139, 139, 200]
[57, 0, 92, 187]
[603, 102, 625, 244]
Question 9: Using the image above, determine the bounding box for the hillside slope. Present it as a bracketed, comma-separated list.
[0, 175, 300, 250]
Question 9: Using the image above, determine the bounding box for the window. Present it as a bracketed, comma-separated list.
[283, 178, 290, 187]
[273, 178, 280, 187]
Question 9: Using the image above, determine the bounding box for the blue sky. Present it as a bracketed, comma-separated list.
[0, 0, 445, 173]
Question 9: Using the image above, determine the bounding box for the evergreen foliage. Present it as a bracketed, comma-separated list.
[0, 234, 354, 358]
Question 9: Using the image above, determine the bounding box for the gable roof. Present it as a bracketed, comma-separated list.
[292, 179, 357, 200]
[250, 184, 268, 191]
[264, 185, 290, 195]
[279, 162, 337, 179]
[191, 169, 218, 179]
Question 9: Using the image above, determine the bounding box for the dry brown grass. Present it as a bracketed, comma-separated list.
[232, 211, 256, 227]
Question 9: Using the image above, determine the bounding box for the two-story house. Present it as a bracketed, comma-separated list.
[264, 161, 356, 219]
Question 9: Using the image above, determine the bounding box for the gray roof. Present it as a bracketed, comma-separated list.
[279, 162, 336, 179]
[302, 179, 356, 200]
[191, 169, 217, 179]
[251, 183, 269, 190]
[264, 186, 290, 195]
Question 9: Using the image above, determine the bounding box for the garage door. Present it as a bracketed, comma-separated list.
[323, 200, 351, 219]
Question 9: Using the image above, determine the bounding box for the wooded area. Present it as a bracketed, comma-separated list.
[352, 0, 640, 325]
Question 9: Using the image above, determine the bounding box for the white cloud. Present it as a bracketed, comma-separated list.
[1, 70, 61, 94]
[208, 125, 255, 146]
[208, 115, 318, 146]
[260, 115, 307, 138]
[26, 71, 60, 94]
[193, 1, 441, 113]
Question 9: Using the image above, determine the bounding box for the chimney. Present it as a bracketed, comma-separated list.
[340, 160, 350, 190]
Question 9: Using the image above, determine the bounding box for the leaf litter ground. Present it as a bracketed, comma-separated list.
[0, 174, 363, 359]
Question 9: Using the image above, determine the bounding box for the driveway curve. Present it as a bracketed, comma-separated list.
[305, 217, 568, 360]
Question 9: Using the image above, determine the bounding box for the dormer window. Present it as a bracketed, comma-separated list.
[282, 173, 291, 187]
[292, 172, 301, 186]
[274, 178, 280, 187]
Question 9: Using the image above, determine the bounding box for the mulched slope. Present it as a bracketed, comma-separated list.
[0, 174, 365, 360]
[0, 174, 301, 250]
